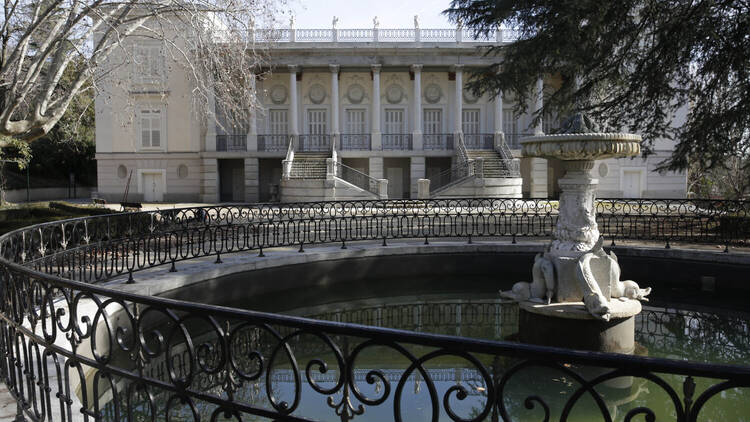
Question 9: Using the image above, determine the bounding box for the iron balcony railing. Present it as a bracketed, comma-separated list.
[423, 133, 454, 150]
[334, 161, 379, 196]
[297, 134, 332, 152]
[0, 199, 749, 422]
[258, 134, 290, 151]
[505, 132, 535, 149]
[382, 133, 413, 150]
[463, 133, 495, 150]
[340, 134, 371, 150]
[216, 134, 247, 151]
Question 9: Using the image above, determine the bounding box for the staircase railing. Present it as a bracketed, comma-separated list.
[494, 134, 521, 177]
[429, 158, 474, 194]
[282, 134, 296, 179]
[334, 161, 380, 196]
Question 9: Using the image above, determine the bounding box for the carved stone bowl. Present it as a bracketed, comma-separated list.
[520, 133, 641, 161]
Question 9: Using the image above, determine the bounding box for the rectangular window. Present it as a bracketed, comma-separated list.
[134, 44, 164, 85]
[268, 109, 288, 135]
[462, 109, 480, 134]
[140, 109, 162, 148]
[423, 109, 442, 134]
[384, 109, 404, 134]
[345, 109, 366, 134]
[307, 109, 327, 134]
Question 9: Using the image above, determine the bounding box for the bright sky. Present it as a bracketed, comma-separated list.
[287, 0, 455, 28]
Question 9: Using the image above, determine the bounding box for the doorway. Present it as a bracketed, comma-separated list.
[219, 159, 245, 202]
[141, 171, 164, 202]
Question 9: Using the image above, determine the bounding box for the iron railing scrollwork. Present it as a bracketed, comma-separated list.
[0, 198, 748, 422]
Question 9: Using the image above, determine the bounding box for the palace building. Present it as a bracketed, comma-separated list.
[94, 24, 687, 203]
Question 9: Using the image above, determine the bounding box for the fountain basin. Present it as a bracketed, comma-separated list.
[521, 133, 642, 161]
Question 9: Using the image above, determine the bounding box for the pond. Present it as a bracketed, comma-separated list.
[102, 274, 750, 421]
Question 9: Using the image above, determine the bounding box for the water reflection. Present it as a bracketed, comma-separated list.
[97, 296, 749, 421]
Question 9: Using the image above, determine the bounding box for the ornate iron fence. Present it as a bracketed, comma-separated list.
[0, 198, 749, 421]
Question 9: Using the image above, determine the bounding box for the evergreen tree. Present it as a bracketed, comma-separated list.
[445, 0, 750, 172]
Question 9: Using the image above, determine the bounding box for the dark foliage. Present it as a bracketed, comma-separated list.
[445, 0, 750, 171]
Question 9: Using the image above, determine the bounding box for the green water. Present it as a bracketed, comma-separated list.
[103, 275, 750, 421]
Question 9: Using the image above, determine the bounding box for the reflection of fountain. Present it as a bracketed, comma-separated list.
[501, 114, 651, 354]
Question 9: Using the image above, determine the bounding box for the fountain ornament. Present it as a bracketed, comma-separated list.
[501, 114, 651, 353]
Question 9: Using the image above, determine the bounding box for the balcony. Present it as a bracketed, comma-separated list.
[423, 133, 454, 150]
[298, 134, 332, 152]
[258, 134, 290, 152]
[216, 134, 246, 151]
[505, 133, 533, 149]
[341, 134, 372, 150]
[382, 134, 413, 151]
[463, 133, 495, 150]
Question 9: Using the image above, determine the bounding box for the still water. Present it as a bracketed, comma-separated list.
[107, 275, 750, 421]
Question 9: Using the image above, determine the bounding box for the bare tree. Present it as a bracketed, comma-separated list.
[0, 0, 287, 144]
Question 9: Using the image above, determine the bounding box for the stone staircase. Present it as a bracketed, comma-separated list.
[466, 150, 513, 177]
[289, 152, 329, 179]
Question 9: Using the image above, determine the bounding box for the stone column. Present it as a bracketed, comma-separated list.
[369, 156, 384, 180]
[550, 160, 599, 256]
[371, 64, 382, 150]
[411, 64, 423, 150]
[200, 158, 219, 202]
[417, 179, 430, 199]
[493, 91, 504, 149]
[410, 156, 425, 199]
[289, 65, 299, 136]
[244, 157, 259, 202]
[454, 65, 464, 135]
[248, 75, 258, 151]
[533, 77, 544, 135]
[204, 89, 217, 151]
[330, 65, 340, 137]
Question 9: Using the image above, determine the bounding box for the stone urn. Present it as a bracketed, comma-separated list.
[501, 114, 650, 354]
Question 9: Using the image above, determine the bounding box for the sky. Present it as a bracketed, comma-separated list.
[286, 0, 455, 28]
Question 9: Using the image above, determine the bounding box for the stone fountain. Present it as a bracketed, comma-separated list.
[501, 114, 651, 354]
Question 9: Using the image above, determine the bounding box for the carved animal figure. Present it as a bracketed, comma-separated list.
[500, 253, 555, 303]
[576, 241, 612, 321]
[575, 237, 651, 321]
[609, 251, 652, 301]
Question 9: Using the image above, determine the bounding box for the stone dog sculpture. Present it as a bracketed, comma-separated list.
[500, 247, 555, 304]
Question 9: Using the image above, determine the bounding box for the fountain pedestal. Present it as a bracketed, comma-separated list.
[502, 115, 650, 354]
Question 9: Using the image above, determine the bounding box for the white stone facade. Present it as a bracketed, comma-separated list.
[94, 26, 687, 203]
